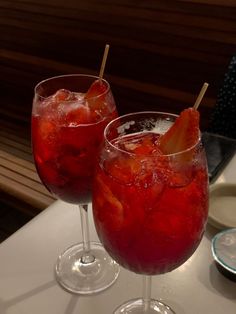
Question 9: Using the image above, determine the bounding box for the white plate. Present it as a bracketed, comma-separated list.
[208, 183, 236, 230]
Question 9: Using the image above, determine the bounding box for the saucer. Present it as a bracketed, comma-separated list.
[208, 183, 236, 230]
[211, 228, 236, 281]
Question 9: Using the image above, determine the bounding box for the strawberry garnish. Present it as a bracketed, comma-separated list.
[159, 108, 200, 154]
[85, 79, 107, 100]
[85, 79, 111, 121]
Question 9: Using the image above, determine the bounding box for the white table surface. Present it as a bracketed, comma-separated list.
[0, 156, 236, 314]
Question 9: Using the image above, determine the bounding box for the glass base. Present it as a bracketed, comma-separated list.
[55, 242, 120, 294]
[114, 298, 175, 314]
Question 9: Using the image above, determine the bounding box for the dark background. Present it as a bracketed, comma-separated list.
[1, 0, 236, 133]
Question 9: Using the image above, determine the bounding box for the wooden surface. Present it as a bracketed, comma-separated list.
[0, 120, 56, 214]
[0, 0, 236, 213]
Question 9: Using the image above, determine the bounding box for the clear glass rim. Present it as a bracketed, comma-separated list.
[104, 111, 201, 158]
[34, 73, 111, 100]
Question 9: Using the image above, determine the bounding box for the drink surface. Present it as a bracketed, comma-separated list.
[93, 132, 209, 275]
[32, 88, 117, 204]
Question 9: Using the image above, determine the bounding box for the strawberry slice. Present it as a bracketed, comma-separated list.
[159, 108, 200, 154]
[85, 79, 110, 120]
[85, 79, 107, 99]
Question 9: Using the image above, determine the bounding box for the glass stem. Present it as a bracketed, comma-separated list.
[142, 275, 152, 312]
[79, 204, 95, 264]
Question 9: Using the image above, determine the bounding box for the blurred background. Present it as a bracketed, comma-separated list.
[0, 0, 236, 239]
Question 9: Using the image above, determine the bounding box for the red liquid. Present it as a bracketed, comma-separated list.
[93, 132, 209, 275]
[32, 89, 117, 204]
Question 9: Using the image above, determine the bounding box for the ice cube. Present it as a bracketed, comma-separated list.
[64, 102, 91, 125]
[152, 118, 173, 135]
[53, 89, 77, 102]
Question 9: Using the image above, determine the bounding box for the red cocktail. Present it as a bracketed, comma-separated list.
[32, 85, 117, 204]
[93, 111, 209, 313]
[32, 74, 119, 295]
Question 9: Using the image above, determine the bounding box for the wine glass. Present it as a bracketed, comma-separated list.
[93, 111, 209, 313]
[31, 74, 120, 294]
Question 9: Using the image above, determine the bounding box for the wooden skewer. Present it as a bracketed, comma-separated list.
[99, 44, 110, 79]
[193, 82, 209, 110]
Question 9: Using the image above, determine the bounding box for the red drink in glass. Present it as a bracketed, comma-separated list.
[31, 74, 120, 295]
[32, 78, 117, 204]
[93, 113, 209, 276]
